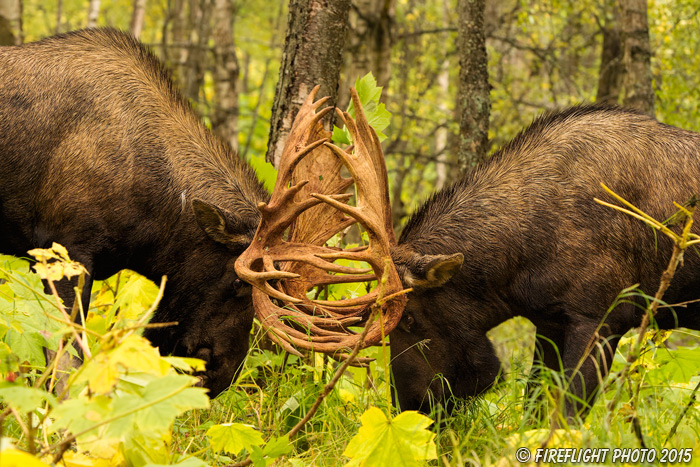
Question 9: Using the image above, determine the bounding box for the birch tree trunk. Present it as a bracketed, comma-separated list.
[266, 0, 351, 168]
[87, 0, 101, 28]
[456, 0, 490, 173]
[620, 0, 655, 116]
[435, 0, 451, 191]
[183, 0, 212, 105]
[211, 0, 239, 151]
[0, 0, 22, 45]
[130, 0, 147, 39]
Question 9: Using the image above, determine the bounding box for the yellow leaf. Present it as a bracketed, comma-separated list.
[51, 242, 71, 261]
[85, 352, 121, 395]
[338, 388, 356, 404]
[110, 335, 168, 376]
[0, 449, 52, 467]
[27, 247, 57, 262]
[61, 451, 118, 467]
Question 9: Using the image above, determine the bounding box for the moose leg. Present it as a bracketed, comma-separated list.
[43, 263, 94, 394]
[561, 320, 619, 422]
[527, 324, 565, 421]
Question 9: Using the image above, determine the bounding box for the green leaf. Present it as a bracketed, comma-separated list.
[109, 272, 159, 321]
[249, 154, 278, 193]
[119, 374, 210, 432]
[263, 435, 292, 458]
[207, 423, 264, 455]
[332, 72, 392, 144]
[332, 125, 352, 146]
[250, 445, 266, 467]
[0, 384, 56, 413]
[343, 407, 437, 467]
[645, 346, 700, 385]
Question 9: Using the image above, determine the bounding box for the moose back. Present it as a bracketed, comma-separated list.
[0, 28, 269, 396]
[389, 105, 700, 418]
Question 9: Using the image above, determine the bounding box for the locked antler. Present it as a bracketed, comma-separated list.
[235, 86, 406, 358]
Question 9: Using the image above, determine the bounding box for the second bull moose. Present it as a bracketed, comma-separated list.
[389, 105, 700, 418]
[0, 28, 269, 396]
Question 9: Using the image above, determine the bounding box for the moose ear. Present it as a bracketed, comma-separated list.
[192, 199, 250, 252]
[402, 252, 464, 289]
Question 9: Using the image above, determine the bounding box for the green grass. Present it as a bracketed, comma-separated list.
[2, 254, 700, 466]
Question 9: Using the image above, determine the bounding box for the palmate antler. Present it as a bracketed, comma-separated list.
[234, 86, 406, 358]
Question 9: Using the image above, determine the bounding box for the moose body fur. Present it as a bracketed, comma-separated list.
[390, 105, 700, 417]
[0, 28, 269, 396]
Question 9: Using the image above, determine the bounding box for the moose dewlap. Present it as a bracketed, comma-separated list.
[389, 105, 700, 417]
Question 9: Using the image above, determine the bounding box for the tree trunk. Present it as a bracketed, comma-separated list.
[167, 0, 189, 88]
[0, 0, 22, 45]
[130, 0, 147, 39]
[435, 0, 451, 191]
[211, 0, 239, 152]
[456, 0, 490, 173]
[620, 0, 655, 116]
[87, 0, 101, 28]
[596, 11, 624, 105]
[183, 0, 213, 105]
[56, 0, 63, 34]
[266, 0, 351, 168]
[338, 0, 395, 109]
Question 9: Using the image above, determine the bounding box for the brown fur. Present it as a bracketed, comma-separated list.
[390, 105, 700, 418]
[0, 29, 269, 396]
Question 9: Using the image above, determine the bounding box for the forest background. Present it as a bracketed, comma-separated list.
[4, 0, 698, 229]
[2, 0, 700, 466]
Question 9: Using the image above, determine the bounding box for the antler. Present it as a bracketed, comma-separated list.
[234, 86, 406, 358]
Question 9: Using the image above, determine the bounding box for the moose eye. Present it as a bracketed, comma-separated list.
[232, 278, 251, 297]
[400, 314, 415, 333]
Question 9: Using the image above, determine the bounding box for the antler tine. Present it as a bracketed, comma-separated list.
[235, 85, 407, 356]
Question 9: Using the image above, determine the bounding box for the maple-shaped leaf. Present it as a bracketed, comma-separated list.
[206, 423, 264, 455]
[343, 407, 437, 467]
[77, 335, 169, 395]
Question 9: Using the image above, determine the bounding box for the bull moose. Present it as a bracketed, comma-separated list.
[389, 105, 700, 418]
[0, 28, 269, 396]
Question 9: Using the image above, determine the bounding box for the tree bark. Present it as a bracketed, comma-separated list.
[211, 0, 239, 151]
[0, 0, 22, 45]
[338, 0, 395, 109]
[183, 0, 213, 105]
[167, 0, 189, 88]
[596, 12, 624, 105]
[130, 0, 147, 39]
[87, 0, 101, 28]
[456, 0, 490, 173]
[435, 0, 451, 191]
[266, 0, 351, 168]
[620, 0, 655, 116]
[56, 0, 63, 34]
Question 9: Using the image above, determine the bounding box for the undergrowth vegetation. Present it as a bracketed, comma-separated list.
[2, 242, 700, 465]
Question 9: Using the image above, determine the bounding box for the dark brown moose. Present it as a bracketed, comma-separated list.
[389, 105, 700, 418]
[0, 28, 269, 396]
